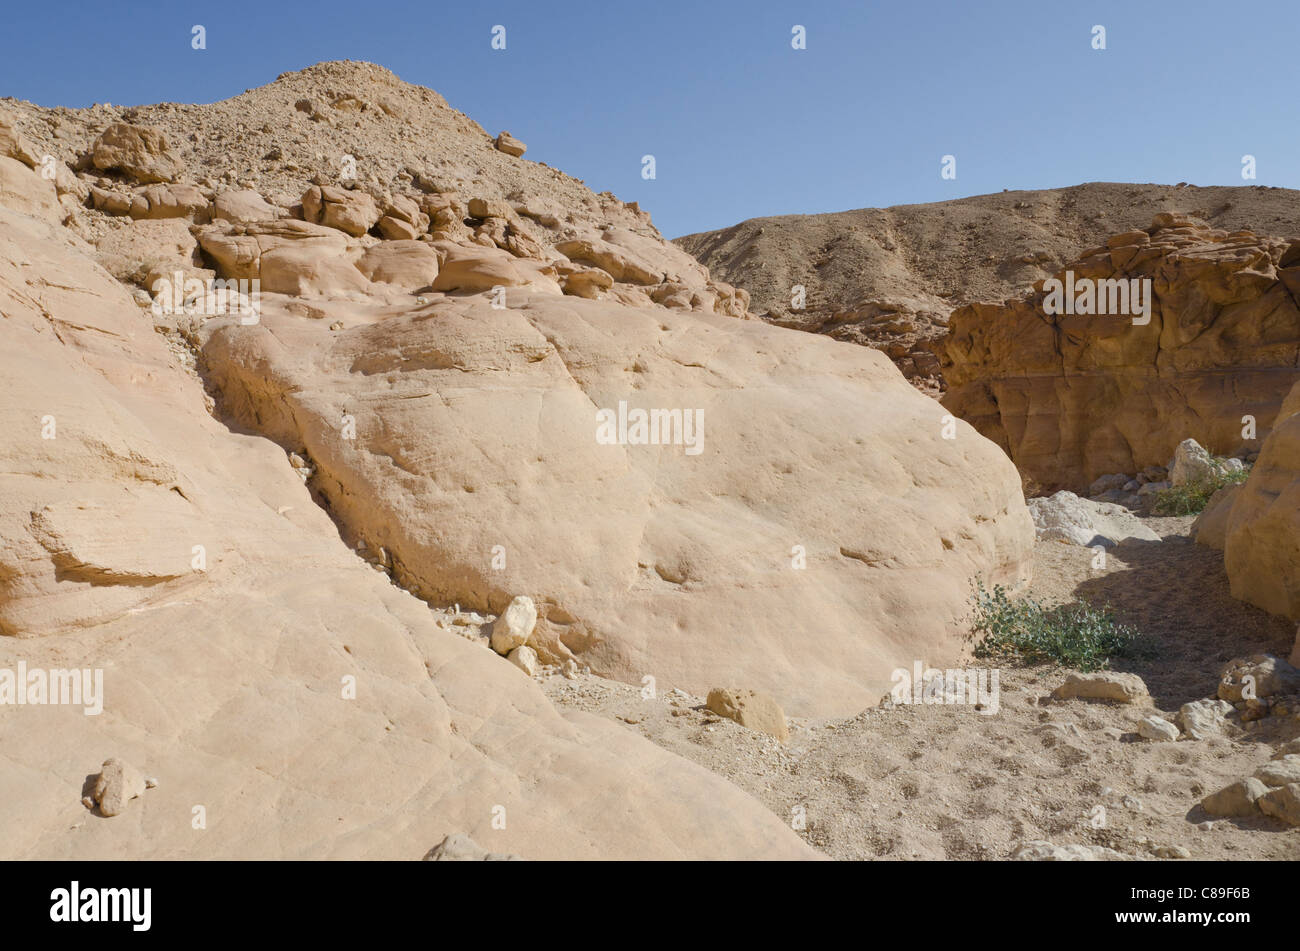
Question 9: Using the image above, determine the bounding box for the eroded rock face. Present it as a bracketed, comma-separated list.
[90, 122, 184, 184]
[196, 219, 368, 296]
[201, 287, 1034, 717]
[942, 216, 1300, 490]
[302, 184, 380, 237]
[0, 165, 815, 861]
[1224, 382, 1300, 620]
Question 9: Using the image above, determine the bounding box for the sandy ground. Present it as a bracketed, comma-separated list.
[543, 515, 1300, 860]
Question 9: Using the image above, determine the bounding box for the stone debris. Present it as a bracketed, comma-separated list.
[1137, 715, 1179, 742]
[1201, 778, 1269, 818]
[1052, 672, 1149, 704]
[89, 758, 148, 817]
[1010, 840, 1131, 861]
[489, 595, 537, 656]
[422, 833, 522, 861]
[1178, 698, 1234, 740]
[705, 688, 789, 743]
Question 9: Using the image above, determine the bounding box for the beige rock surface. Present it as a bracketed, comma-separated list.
[0, 163, 815, 860]
[706, 688, 789, 743]
[302, 184, 380, 237]
[1224, 381, 1300, 620]
[1052, 672, 1150, 704]
[90, 122, 184, 184]
[90, 758, 147, 817]
[1191, 484, 1243, 550]
[200, 285, 1033, 717]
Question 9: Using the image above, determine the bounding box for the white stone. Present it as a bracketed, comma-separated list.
[1138, 715, 1179, 742]
[1169, 438, 1220, 487]
[489, 595, 537, 655]
[1178, 698, 1234, 739]
[1026, 491, 1159, 547]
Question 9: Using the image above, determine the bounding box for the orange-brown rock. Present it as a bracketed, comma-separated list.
[941, 217, 1300, 490]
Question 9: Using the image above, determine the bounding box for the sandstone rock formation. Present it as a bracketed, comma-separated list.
[199, 285, 1034, 717]
[0, 61, 1042, 720]
[1223, 381, 1300, 620]
[941, 216, 1300, 490]
[0, 68, 836, 861]
[0, 59, 1042, 859]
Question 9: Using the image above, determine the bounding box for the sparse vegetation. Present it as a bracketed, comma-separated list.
[969, 581, 1144, 671]
[1152, 465, 1249, 516]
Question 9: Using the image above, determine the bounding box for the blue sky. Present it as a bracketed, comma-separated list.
[2, 0, 1296, 237]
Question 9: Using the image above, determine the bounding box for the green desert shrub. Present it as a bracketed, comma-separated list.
[968, 581, 1144, 671]
[1152, 465, 1249, 516]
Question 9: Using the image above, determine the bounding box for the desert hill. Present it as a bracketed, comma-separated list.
[676, 182, 1300, 393]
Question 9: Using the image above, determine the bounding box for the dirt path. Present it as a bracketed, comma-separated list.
[544, 516, 1300, 859]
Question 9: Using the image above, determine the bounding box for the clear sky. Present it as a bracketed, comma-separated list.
[2, 0, 1296, 237]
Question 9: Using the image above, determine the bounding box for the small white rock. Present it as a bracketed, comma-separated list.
[1138, 715, 1180, 742]
[489, 595, 537, 655]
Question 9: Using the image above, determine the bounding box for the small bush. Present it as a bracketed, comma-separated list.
[968, 581, 1143, 671]
[1152, 464, 1249, 516]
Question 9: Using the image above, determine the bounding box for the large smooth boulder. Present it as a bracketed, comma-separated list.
[1224, 381, 1300, 619]
[197, 219, 369, 296]
[431, 240, 542, 293]
[0, 197, 815, 862]
[212, 189, 284, 225]
[1191, 483, 1243, 550]
[1026, 490, 1159, 547]
[356, 240, 440, 290]
[201, 289, 1034, 717]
